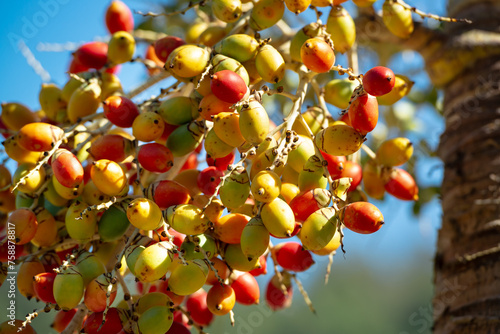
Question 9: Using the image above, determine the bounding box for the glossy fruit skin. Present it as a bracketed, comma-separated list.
[239, 99, 270, 145]
[377, 74, 414, 105]
[107, 31, 135, 64]
[168, 259, 208, 295]
[84, 274, 117, 312]
[231, 272, 260, 305]
[138, 143, 174, 173]
[338, 161, 362, 192]
[207, 150, 235, 171]
[342, 201, 384, 234]
[212, 54, 250, 85]
[98, 205, 130, 242]
[52, 309, 77, 333]
[1, 102, 38, 131]
[204, 128, 235, 159]
[214, 213, 251, 244]
[33, 272, 57, 304]
[8, 208, 38, 245]
[90, 135, 134, 163]
[17, 257, 44, 299]
[363, 66, 396, 96]
[251, 170, 282, 203]
[167, 204, 210, 235]
[301, 38, 335, 73]
[382, 0, 414, 39]
[250, 0, 285, 31]
[103, 95, 139, 127]
[135, 242, 174, 282]
[74, 42, 108, 69]
[212, 0, 242, 23]
[261, 197, 296, 238]
[315, 124, 364, 156]
[298, 155, 328, 192]
[211, 70, 248, 104]
[299, 207, 338, 250]
[83, 308, 124, 334]
[106, 1, 134, 33]
[154, 36, 186, 62]
[363, 160, 386, 199]
[384, 168, 419, 201]
[166, 121, 205, 157]
[138, 305, 174, 334]
[17, 122, 64, 152]
[75, 251, 106, 286]
[127, 198, 164, 230]
[276, 241, 314, 272]
[266, 274, 293, 310]
[326, 6, 356, 54]
[324, 79, 358, 110]
[224, 243, 261, 272]
[207, 284, 236, 316]
[255, 44, 286, 83]
[348, 93, 379, 135]
[54, 267, 85, 310]
[240, 216, 270, 260]
[67, 80, 101, 123]
[290, 188, 331, 222]
[65, 201, 97, 242]
[39, 83, 66, 121]
[186, 290, 214, 326]
[132, 112, 165, 142]
[212, 112, 246, 148]
[167, 45, 210, 78]
[51, 149, 84, 188]
[206, 257, 230, 285]
[197, 166, 223, 196]
[214, 34, 259, 63]
[375, 137, 413, 167]
[146, 180, 191, 210]
[90, 159, 127, 196]
[32, 208, 58, 247]
[158, 96, 197, 126]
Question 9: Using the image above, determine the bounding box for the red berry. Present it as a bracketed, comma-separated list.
[206, 151, 235, 171]
[211, 70, 248, 104]
[342, 201, 384, 234]
[166, 321, 191, 334]
[52, 309, 78, 333]
[68, 56, 89, 74]
[363, 66, 395, 96]
[185, 290, 213, 327]
[300, 38, 335, 73]
[74, 42, 108, 70]
[103, 96, 139, 128]
[266, 275, 292, 310]
[337, 161, 362, 192]
[105, 1, 134, 34]
[384, 168, 419, 201]
[33, 272, 57, 304]
[275, 242, 314, 272]
[289, 189, 330, 222]
[231, 272, 260, 305]
[138, 143, 174, 173]
[348, 93, 378, 135]
[154, 36, 186, 62]
[197, 166, 223, 196]
[180, 152, 198, 171]
[51, 149, 84, 188]
[83, 308, 124, 334]
[89, 134, 133, 163]
[249, 255, 267, 276]
[148, 180, 191, 210]
[321, 152, 346, 179]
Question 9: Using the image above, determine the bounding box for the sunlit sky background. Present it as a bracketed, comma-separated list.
[0, 0, 449, 332]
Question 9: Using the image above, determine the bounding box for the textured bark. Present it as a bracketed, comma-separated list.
[434, 1, 500, 333]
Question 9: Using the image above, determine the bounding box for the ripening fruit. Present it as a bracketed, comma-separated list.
[212, 112, 245, 148]
[212, 54, 250, 85]
[261, 197, 296, 238]
[98, 204, 130, 242]
[137, 305, 174, 334]
[250, 0, 285, 31]
[181, 234, 217, 260]
[52, 309, 77, 333]
[384, 168, 419, 201]
[292, 106, 325, 136]
[196, 166, 223, 196]
[219, 166, 250, 209]
[89, 134, 134, 163]
[75, 251, 106, 286]
[8, 208, 37, 245]
[166, 121, 205, 157]
[132, 112, 165, 142]
[224, 243, 260, 272]
[83, 308, 124, 334]
[255, 44, 286, 83]
[231, 272, 260, 305]
[51, 149, 84, 188]
[285, 0, 311, 14]
[207, 150, 235, 171]
[100, 72, 123, 100]
[67, 79, 101, 123]
[212, 0, 242, 23]
[1, 102, 38, 131]
[74, 42, 108, 69]
[199, 93, 233, 121]
[135, 242, 174, 282]
[32, 208, 58, 247]
[198, 25, 225, 47]
[0, 320, 36, 334]
[204, 129, 235, 159]
[376, 137, 413, 166]
[338, 161, 362, 192]
[299, 207, 338, 250]
[298, 155, 328, 192]
[84, 274, 117, 312]
[266, 273, 293, 310]
[348, 93, 379, 135]
[135, 292, 172, 315]
[289, 23, 321, 62]
[154, 36, 186, 62]
[17, 257, 44, 299]
[17, 122, 64, 152]
[65, 200, 97, 242]
[127, 198, 164, 230]
[214, 213, 251, 244]
[207, 284, 236, 315]
[362, 160, 385, 199]
[167, 45, 210, 78]
[342, 201, 384, 234]
[90, 159, 127, 196]
[240, 216, 270, 261]
[363, 66, 395, 96]
[290, 188, 331, 222]
[211, 70, 248, 104]
[311, 231, 341, 255]
[3, 136, 41, 164]
[158, 96, 197, 126]
[251, 170, 282, 203]
[377, 74, 414, 105]
[138, 143, 174, 173]
[239, 99, 270, 145]
[106, 1, 134, 33]
[324, 79, 358, 110]
[288, 135, 315, 173]
[168, 260, 209, 295]
[108, 31, 135, 64]
[186, 290, 214, 326]
[327, 6, 356, 54]
[353, 0, 377, 6]
[301, 37, 335, 73]
[382, 0, 414, 39]
[103, 95, 139, 127]
[39, 83, 66, 121]
[275, 242, 314, 272]
[315, 123, 364, 156]
[146, 180, 191, 210]
[166, 204, 210, 235]
[214, 34, 259, 63]
[13, 163, 46, 195]
[54, 267, 85, 310]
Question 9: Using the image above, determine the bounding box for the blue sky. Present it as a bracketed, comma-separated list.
[0, 0, 445, 275]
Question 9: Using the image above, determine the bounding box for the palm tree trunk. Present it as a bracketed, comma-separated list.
[434, 1, 500, 333]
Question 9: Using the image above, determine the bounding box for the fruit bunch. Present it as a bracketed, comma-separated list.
[0, 0, 465, 333]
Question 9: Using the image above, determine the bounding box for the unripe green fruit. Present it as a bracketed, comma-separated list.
[43, 180, 69, 207]
[135, 292, 172, 315]
[204, 128, 235, 159]
[168, 259, 208, 295]
[137, 305, 174, 334]
[166, 204, 210, 235]
[251, 170, 282, 203]
[299, 207, 338, 250]
[241, 217, 270, 261]
[166, 121, 206, 157]
[224, 243, 260, 271]
[53, 267, 84, 310]
[75, 251, 106, 286]
[261, 197, 295, 238]
[326, 6, 356, 54]
[107, 31, 136, 64]
[239, 99, 269, 145]
[212, 0, 242, 23]
[65, 201, 97, 242]
[167, 44, 210, 78]
[127, 198, 164, 230]
[214, 34, 259, 63]
[288, 135, 316, 173]
[255, 44, 286, 84]
[315, 124, 364, 156]
[158, 96, 197, 125]
[180, 234, 217, 260]
[219, 166, 251, 209]
[212, 54, 250, 85]
[298, 155, 328, 192]
[250, 0, 285, 31]
[98, 204, 131, 242]
[125, 244, 146, 276]
[382, 0, 414, 39]
[324, 79, 358, 109]
[134, 242, 174, 282]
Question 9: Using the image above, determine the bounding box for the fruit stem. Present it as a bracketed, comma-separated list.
[291, 274, 316, 314]
[361, 143, 377, 160]
[325, 252, 334, 285]
[393, 0, 472, 23]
